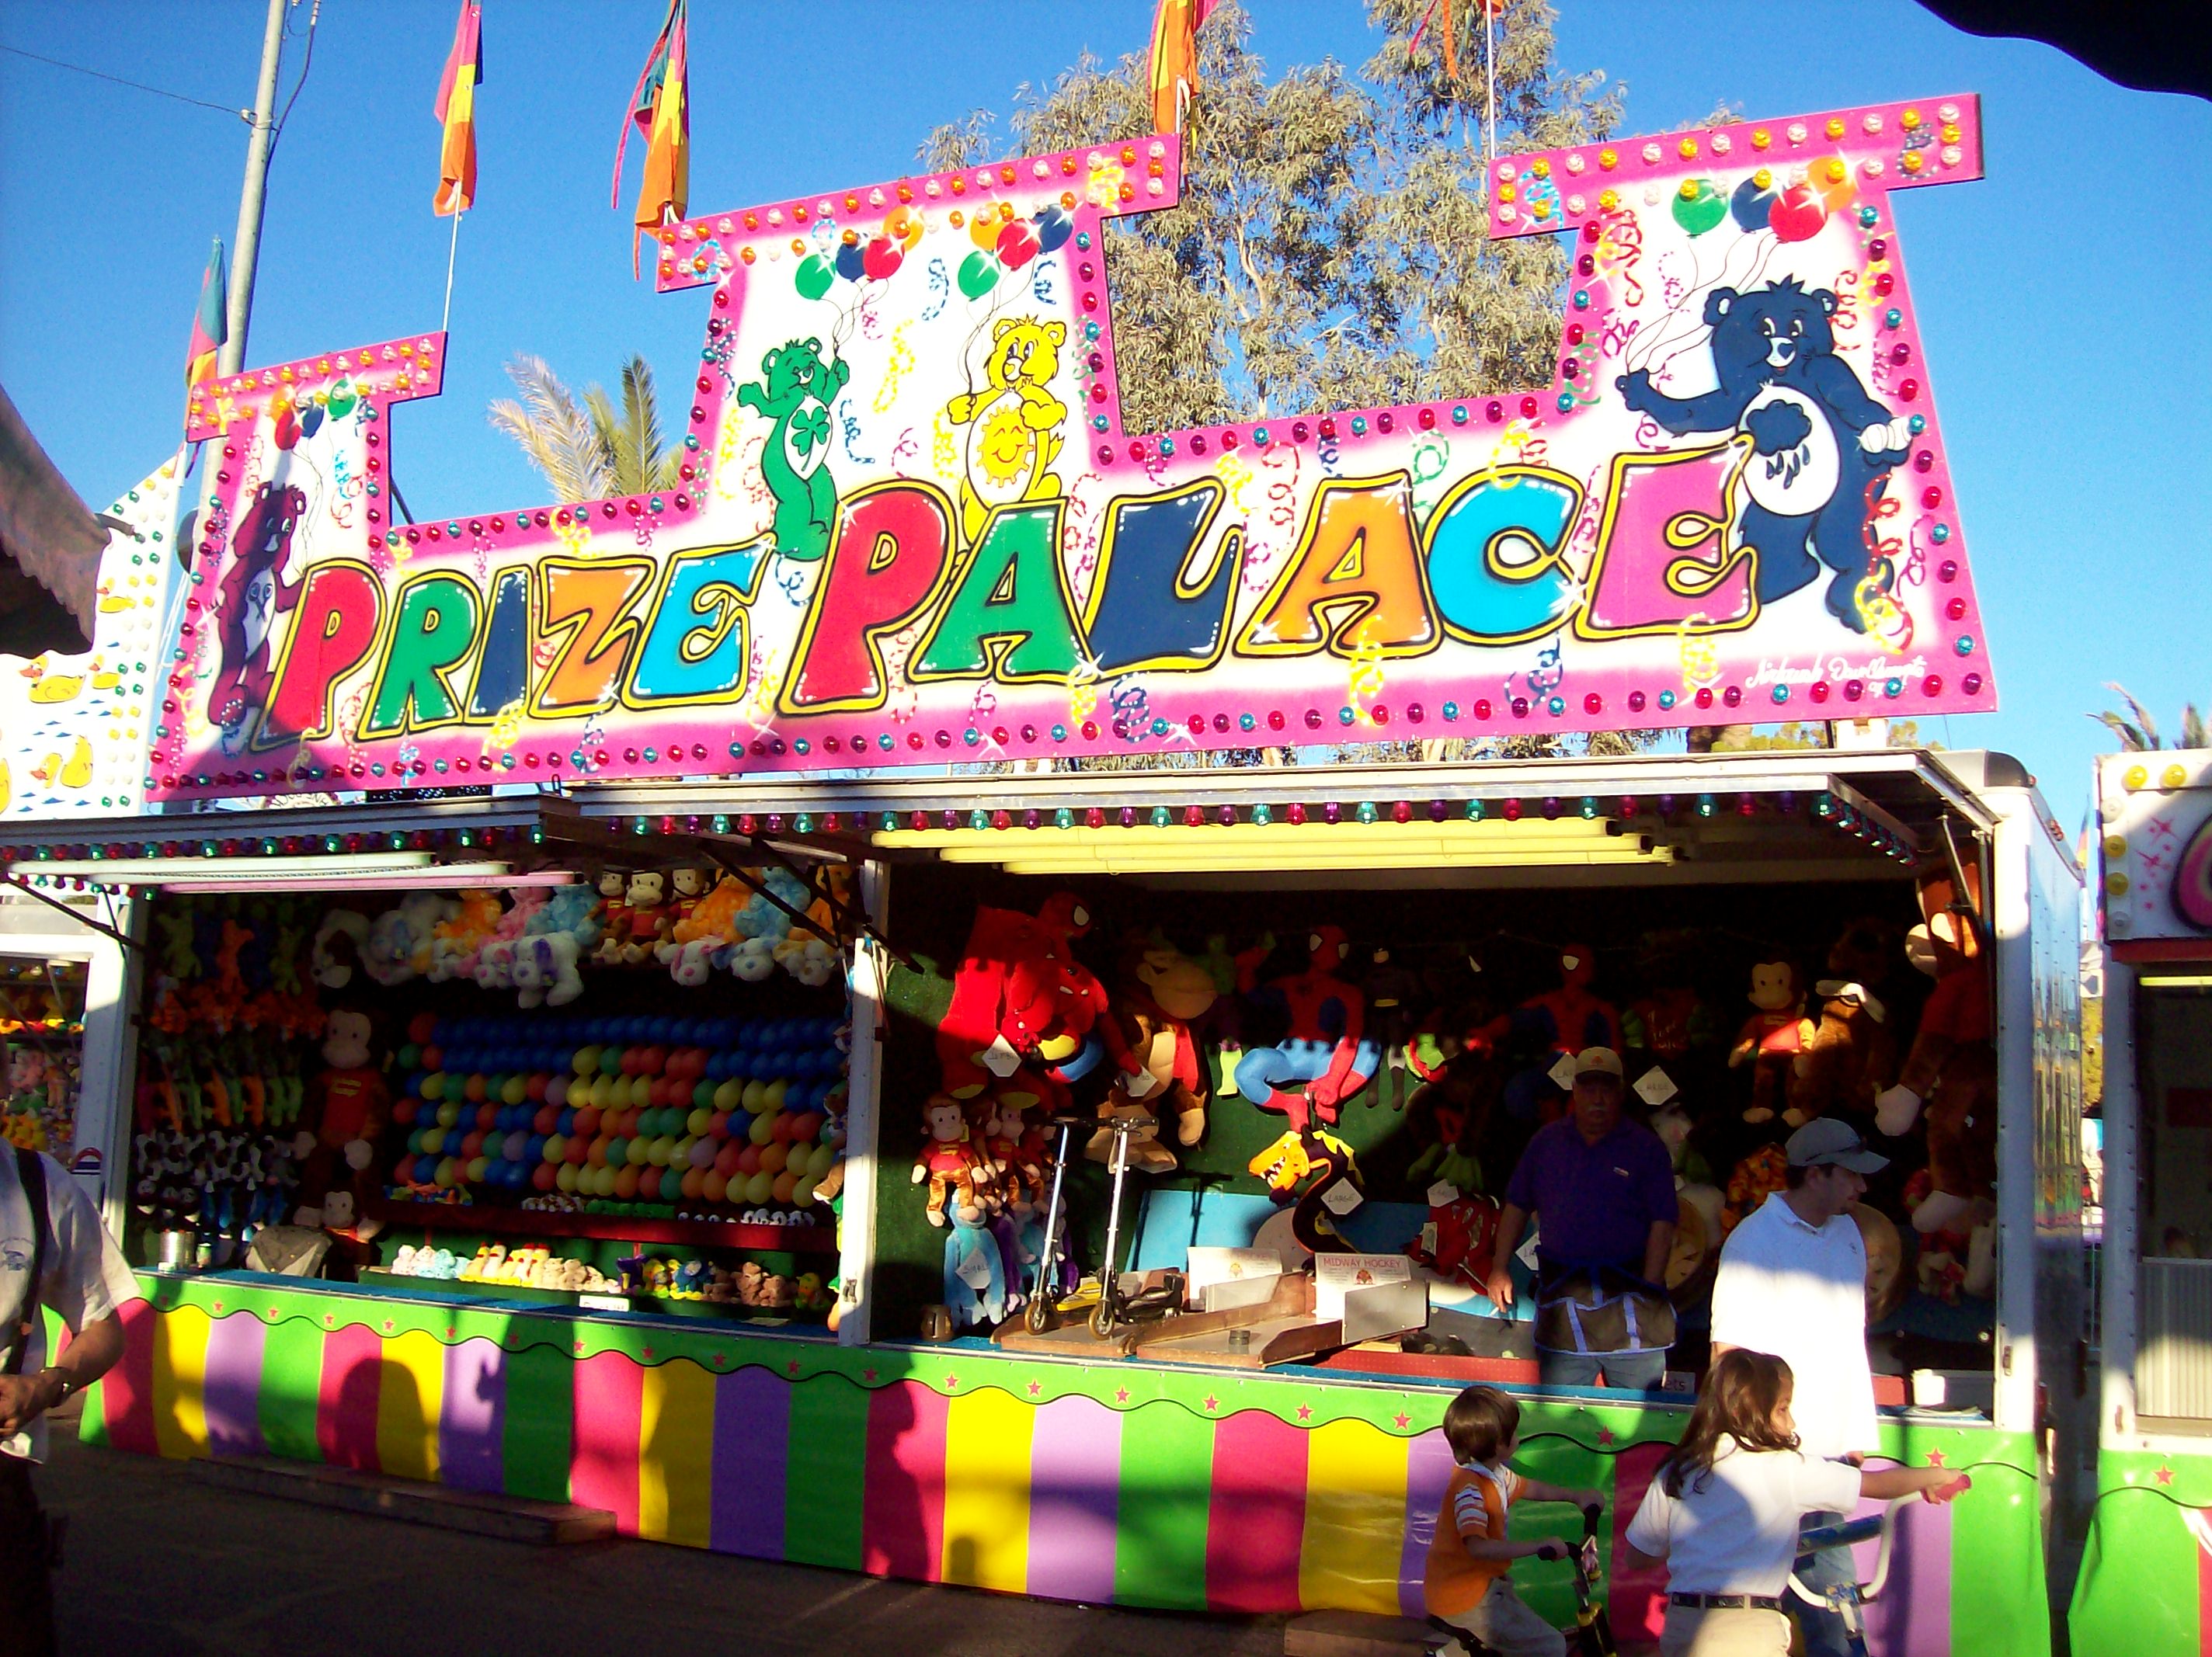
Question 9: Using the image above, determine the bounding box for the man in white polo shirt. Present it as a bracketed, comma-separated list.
[1708, 1118, 1887, 1657]
[2, 1145, 137, 1657]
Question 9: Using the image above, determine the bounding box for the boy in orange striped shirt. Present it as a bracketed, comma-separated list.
[1424, 1385, 1602, 1657]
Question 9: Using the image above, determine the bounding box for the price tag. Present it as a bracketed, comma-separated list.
[1547, 1053, 1580, 1089]
[1123, 1066, 1160, 1099]
[1636, 1067, 1679, 1106]
[1427, 1180, 1462, 1208]
[981, 1034, 1022, 1077]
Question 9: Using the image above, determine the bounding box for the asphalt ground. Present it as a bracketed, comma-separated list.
[32, 1412, 1289, 1657]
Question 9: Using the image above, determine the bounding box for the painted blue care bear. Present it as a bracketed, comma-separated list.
[1617, 278, 1915, 631]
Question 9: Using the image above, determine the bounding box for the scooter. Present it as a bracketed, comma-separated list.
[1421, 1504, 1616, 1657]
[1789, 1478, 1970, 1655]
[1085, 1110, 1156, 1337]
[1023, 1113, 1086, 1334]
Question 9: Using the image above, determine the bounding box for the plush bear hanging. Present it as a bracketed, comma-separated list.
[1786, 917, 1902, 1130]
[1877, 866, 1997, 1237]
[1090, 934, 1218, 1171]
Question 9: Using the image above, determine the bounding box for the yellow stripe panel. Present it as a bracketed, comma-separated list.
[638, 1360, 716, 1548]
[374, 1328, 446, 1482]
[941, 1386, 1035, 1593]
[150, 1303, 212, 1461]
[1300, 1416, 1410, 1614]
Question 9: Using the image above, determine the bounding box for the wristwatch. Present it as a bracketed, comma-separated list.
[36, 1369, 75, 1411]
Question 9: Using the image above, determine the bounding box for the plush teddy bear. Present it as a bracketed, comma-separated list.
[1786, 920, 1902, 1132]
[513, 934, 583, 1009]
[1877, 868, 1997, 1236]
[1089, 936, 1219, 1170]
[1730, 960, 1812, 1124]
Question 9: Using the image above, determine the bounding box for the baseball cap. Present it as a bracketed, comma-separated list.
[1786, 1117, 1889, 1173]
[1573, 1046, 1624, 1080]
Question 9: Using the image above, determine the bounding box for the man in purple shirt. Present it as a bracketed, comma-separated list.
[1484, 1047, 1678, 1389]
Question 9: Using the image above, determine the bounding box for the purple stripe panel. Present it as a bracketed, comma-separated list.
[1397, 1428, 1458, 1617]
[439, 1338, 506, 1495]
[1857, 1475, 1952, 1657]
[201, 1311, 266, 1459]
[710, 1363, 790, 1560]
[1026, 1394, 1122, 1603]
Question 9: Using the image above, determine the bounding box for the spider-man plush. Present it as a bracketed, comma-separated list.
[1486, 944, 1622, 1120]
[1231, 926, 1381, 1132]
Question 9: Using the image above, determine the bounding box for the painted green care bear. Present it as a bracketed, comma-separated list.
[736, 337, 850, 562]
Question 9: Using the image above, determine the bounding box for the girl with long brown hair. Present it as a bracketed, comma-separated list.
[1619, 1351, 1963, 1655]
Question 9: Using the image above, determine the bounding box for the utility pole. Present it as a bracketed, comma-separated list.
[219, 0, 288, 375]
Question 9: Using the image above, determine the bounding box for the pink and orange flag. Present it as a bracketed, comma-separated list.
[1148, 0, 1215, 135]
[433, 1, 484, 216]
[612, 0, 690, 272]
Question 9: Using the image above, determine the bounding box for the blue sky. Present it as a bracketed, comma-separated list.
[2, 1, 2204, 819]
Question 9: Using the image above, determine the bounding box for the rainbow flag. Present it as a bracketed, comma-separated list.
[184, 239, 226, 397]
[432, 1, 483, 216]
[613, 0, 690, 267]
[1148, 0, 1214, 136]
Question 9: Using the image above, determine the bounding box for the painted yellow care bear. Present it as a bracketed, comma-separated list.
[945, 316, 1068, 539]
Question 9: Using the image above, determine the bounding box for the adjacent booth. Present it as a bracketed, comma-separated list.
[2072, 750, 2212, 1656]
[0, 95, 2085, 1655]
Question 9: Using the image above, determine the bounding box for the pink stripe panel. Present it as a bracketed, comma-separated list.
[1609, 1441, 1671, 1640]
[861, 1380, 949, 1582]
[1205, 1409, 1309, 1612]
[570, 1350, 643, 1535]
[1397, 1427, 1459, 1617]
[1025, 1394, 1122, 1603]
[315, 1322, 384, 1472]
[200, 1311, 266, 1457]
[98, 1298, 160, 1455]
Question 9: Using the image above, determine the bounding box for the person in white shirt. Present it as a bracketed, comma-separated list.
[1706, 1118, 1888, 1657]
[2, 1147, 138, 1657]
[1622, 1350, 1962, 1655]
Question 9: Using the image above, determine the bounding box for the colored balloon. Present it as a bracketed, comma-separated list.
[1730, 174, 1779, 234]
[326, 378, 356, 418]
[861, 236, 903, 281]
[1034, 203, 1073, 253]
[957, 249, 1000, 300]
[1671, 179, 1727, 238]
[885, 206, 923, 250]
[996, 219, 1041, 269]
[1769, 182, 1828, 243]
[299, 404, 325, 440]
[833, 239, 868, 283]
[795, 252, 835, 300]
[969, 210, 1006, 251]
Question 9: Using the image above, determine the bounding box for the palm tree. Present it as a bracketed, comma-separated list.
[488, 355, 684, 503]
[2091, 683, 2208, 752]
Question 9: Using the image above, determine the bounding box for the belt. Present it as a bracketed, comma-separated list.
[1670, 1593, 1782, 1610]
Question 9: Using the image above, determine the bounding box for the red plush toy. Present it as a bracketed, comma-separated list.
[1877, 867, 1996, 1235]
[1730, 960, 1812, 1124]
[937, 895, 1136, 1099]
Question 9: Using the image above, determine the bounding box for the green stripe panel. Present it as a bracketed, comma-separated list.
[2069, 1451, 2203, 1657]
[1113, 1397, 1215, 1611]
[1948, 1459, 2050, 1655]
[502, 1341, 575, 1504]
[258, 1314, 328, 1463]
[784, 1373, 869, 1571]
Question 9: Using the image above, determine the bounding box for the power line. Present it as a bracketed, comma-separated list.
[0, 42, 249, 120]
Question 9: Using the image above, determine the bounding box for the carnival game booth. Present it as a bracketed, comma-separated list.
[2072, 750, 2212, 1657]
[0, 71, 2077, 1650]
[0, 748, 2070, 1655]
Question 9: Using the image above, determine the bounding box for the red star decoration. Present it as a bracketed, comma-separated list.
[1028, 1381, 1042, 1396]
[1394, 1412, 1410, 1429]
[325, 1315, 334, 1326]
[1115, 1387, 1130, 1403]
[1205, 1396, 1219, 1412]
[863, 1367, 878, 1383]
[786, 1360, 802, 1377]
[1924, 1449, 1946, 1467]
[642, 1346, 656, 1360]
[383, 1319, 395, 1332]
[213, 1301, 224, 1313]
[445, 1326, 456, 1339]
[1597, 1428, 1616, 1447]
[2155, 1466, 2175, 1486]
[713, 1353, 728, 1367]
[572, 1339, 585, 1353]
[1296, 1405, 1313, 1421]
[945, 1374, 959, 1389]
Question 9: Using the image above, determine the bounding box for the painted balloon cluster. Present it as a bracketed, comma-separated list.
[792, 201, 1075, 304]
[1671, 160, 1859, 245]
